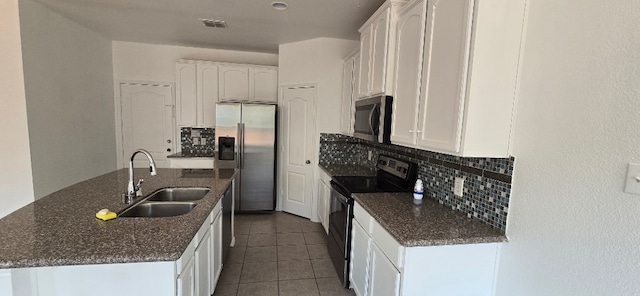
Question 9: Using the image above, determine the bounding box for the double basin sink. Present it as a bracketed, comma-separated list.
[118, 187, 210, 218]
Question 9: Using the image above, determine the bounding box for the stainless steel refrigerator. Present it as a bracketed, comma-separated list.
[215, 103, 277, 212]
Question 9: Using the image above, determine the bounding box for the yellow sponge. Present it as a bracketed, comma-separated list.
[95, 209, 117, 221]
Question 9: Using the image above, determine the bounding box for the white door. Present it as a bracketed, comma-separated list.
[177, 257, 195, 296]
[281, 86, 316, 218]
[358, 26, 373, 98]
[197, 64, 219, 127]
[176, 62, 197, 127]
[195, 229, 211, 296]
[120, 83, 174, 168]
[350, 220, 371, 296]
[340, 56, 355, 135]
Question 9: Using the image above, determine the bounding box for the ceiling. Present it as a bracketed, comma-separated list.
[32, 0, 386, 53]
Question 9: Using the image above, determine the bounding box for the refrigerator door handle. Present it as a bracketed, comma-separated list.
[239, 123, 245, 169]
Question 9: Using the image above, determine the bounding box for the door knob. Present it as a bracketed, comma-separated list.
[167, 148, 172, 152]
[306, 160, 311, 164]
[167, 139, 172, 143]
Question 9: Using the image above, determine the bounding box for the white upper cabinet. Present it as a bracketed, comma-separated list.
[390, 0, 427, 146]
[391, 0, 526, 157]
[249, 67, 278, 103]
[358, 0, 407, 99]
[198, 64, 219, 127]
[340, 50, 359, 135]
[219, 65, 249, 102]
[176, 62, 198, 127]
[176, 61, 219, 128]
[220, 65, 279, 103]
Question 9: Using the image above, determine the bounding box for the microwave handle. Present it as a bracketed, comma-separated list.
[369, 103, 378, 135]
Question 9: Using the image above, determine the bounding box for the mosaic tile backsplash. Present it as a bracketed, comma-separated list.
[180, 127, 215, 156]
[319, 133, 514, 232]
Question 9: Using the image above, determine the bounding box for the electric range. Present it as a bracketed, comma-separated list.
[327, 155, 418, 287]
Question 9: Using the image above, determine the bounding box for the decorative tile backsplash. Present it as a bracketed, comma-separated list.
[180, 127, 215, 156]
[319, 133, 514, 232]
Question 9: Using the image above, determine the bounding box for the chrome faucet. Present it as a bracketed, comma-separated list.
[124, 149, 157, 204]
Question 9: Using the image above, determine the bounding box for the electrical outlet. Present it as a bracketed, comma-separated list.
[454, 177, 464, 197]
[368, 150, 372, 161]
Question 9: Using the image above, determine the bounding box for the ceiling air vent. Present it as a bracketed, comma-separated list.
[201, 19, 227, 28]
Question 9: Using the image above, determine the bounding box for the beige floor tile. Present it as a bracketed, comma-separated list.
[303, 231, 327, 245]
[218, 263, 242, 284]
[311, 258, 338, 278]
[276, 222, 303, 233]
[228, 246, 246, 264]
[244, 246, 277, 262]
[307, 244, 330, 259]
[234, 234, 249, 247]
[213, 283, 238, 296]
[301, 220, 325, 233]
[277, 245, 310, 261]
[237, 281, 278, 296]
[278, 260, 315, 280]
[247, 233, 277, 247]
[277, 233, 306, 245]
[240, 261, 278, 283]
[250, 223, 276, 234]
[316, 277, 356, 296]
[279, 279, 320, 296]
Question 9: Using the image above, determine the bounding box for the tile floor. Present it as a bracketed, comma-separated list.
[214, 212, 356, 296]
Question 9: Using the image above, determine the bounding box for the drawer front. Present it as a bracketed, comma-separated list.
[353, 202, 372, 233]
[371, 219, 404, 269]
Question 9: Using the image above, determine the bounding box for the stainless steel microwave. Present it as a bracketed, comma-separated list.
[353, 95, 393, 144]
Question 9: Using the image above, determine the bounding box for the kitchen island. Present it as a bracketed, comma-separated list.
[0, 168, 236, 296]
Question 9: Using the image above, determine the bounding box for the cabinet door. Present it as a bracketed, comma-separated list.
[391, 0, 427, 146]
[197, 64, 219, 127]
[358, 25, 373, 98]
[211, 212, 223, 289]
[350, 221, 371, 296]
[176, 62, 197, 126]
[219, 65, 249, 101]
[370, 7, 391, 96]
[177, 256, 195, 296]
[417, 0, 474, 152]
[195, 229, 211, 296]
[353, 53, 361, 101]
[370, 243, 401, 296]
[340, 56, 356, 135]
[249, 67, 278, 103]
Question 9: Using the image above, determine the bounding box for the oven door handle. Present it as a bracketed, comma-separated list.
[330, 181, 351, 201]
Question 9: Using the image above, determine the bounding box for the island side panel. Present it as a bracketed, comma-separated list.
[12, 261, 175, 296]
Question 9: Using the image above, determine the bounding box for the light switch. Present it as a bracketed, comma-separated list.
[624, 163, 640, 195]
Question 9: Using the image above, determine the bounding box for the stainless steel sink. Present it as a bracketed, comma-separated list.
[145, 187, 210, 202]
[118, 202, 197, 218]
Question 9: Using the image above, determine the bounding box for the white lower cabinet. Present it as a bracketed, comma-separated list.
[169, 157, 215, 169]
[210, 209, 223, 293]
[195, 228, 211, 296]
[177, 256, 196, 296]
[316, 169, 331, 233]
[350, 201, 500, 296]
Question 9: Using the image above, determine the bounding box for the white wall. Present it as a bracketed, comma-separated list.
[278, 37, 359, 135]
[0, 0, 35, 219]
[112, 41, 279, 83]
[19, 0, 117, 199]
[496, 1, 640, 295]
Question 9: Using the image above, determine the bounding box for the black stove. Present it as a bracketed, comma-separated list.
[327, 155, 418, 288]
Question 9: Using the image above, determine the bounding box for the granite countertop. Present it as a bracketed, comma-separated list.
[0, 168, 236, 269]
[167, 152, 215, 158]
[352, 193, 507, 247]
[318, 163, 376, 177]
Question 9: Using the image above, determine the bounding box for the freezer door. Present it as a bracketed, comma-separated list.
[240, 104, 276, 211]
[215, 103, 240, 169]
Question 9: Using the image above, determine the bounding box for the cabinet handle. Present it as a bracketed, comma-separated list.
[167, 148, 172, 152]
[167, 139, 172, 143]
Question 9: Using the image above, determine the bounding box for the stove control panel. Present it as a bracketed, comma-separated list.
[377, 155, 413, 180]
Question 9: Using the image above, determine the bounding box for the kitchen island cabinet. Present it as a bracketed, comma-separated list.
[1, 168, 236, 296]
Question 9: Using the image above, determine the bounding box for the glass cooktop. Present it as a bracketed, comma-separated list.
[331, 175, 408, 194]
